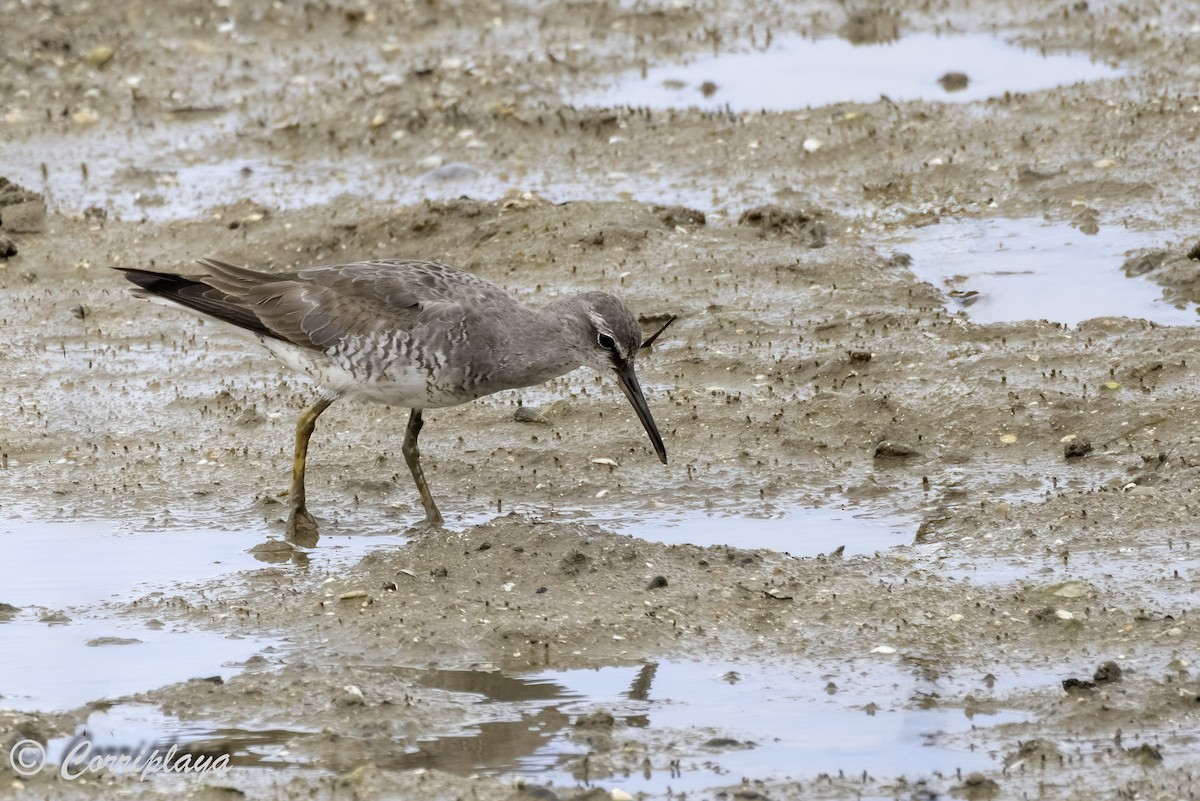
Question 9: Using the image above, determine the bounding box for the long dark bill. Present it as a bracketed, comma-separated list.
[615, 362, 668, 464]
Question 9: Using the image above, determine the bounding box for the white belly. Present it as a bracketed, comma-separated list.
[257, 336, 466, 409]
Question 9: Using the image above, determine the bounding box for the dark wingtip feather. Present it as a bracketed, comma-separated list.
[112, 266, 278, 340]
[113, 266, 199, 295]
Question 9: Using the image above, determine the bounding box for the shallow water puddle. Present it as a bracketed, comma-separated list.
[391, 660, 1024, 789]
[457, 503, 911, 557]
[895, 217, 1194, 326]
[43, 703, 306, 773]
[50, 660, 1024, 792]
[622, 505, 909, 556]
[4, 127, 724, 223]
[580, 33, 1120, 112]
[0, 518, 402, 710]
[1, 129, 504, 223]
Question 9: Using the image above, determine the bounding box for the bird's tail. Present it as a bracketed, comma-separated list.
[113, 266, 273, 338]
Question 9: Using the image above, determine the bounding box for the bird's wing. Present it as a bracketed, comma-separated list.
[212, 259, 510, 353]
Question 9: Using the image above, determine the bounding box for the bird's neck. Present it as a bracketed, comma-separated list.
[485, 297, 585, 390]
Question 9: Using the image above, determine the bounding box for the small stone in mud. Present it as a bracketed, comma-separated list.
[83, 44, 115, 67]
[39, 611, 70, 625]
[1127, 743, 1163, 765]
[513, 399, 571, 424]
[337, 685, 366, 706]
[1062, 677, 1096, 694]
[249, 539, 297, 563]
[1123, 251, 1166, 277]
[1093, 660, 1123, 684]
[560, 550, 591, 575]
[731, 791, 769, 801]
[0, 177, 41, 206]
[338, 763, 377, 788]
[646, 575, 668, 589]
[875, 440, 919, 460]
[1187, 241, 1200, 261]
[0, 234, 16, 258]
[1050, 581, 1089, 598]
[338, 590, 369, 601]
[699, 80, 718, 97]
[573, 710, 615, 729]
[0, 200, 47, 233]
[848, 350, 872, 363]
[953, 772, 1000, 799]
[737, 204, 827, 247]
[702, 737, 753, 749]
[1030, 607, 1060, 623]
[510, 784, 559, 801]
[1064, 439, 1093, 459]
[0, 602, 18, 618]
[235, 406, 265, 426]
[938, 71, 970, 92]
[1004, 738, 1060, 768]
[86, 636, 141, 647]
[838, 9, 901, 44]
[654, 204, 706, 228]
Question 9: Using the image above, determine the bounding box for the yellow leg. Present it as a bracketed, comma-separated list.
[402, 408, 444, 526]
[286, 397, 334, 546]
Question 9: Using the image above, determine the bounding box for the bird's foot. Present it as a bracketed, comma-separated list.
[286, 507, 320, 548]
[405, 512, 445, 535]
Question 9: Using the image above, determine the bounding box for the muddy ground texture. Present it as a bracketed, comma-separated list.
[4, 0, 1200, 798]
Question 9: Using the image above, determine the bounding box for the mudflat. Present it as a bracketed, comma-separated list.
[2, 1, 1200, 798]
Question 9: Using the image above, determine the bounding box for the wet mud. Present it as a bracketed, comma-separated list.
[3, 0, 1200, 798]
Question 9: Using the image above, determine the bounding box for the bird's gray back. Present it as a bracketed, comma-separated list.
[230, 260, 539, 406]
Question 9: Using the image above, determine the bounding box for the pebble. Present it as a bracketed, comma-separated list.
[870, 645, 897, 654]
[339, 590, 369, 600]
[83, 44, 115, 67]
[1052, 581, 1087, 598]
[874, 440, 918, 459]
[0, 201, 47, 233]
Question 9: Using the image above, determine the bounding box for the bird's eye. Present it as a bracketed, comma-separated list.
[596, 333, 617, 351]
